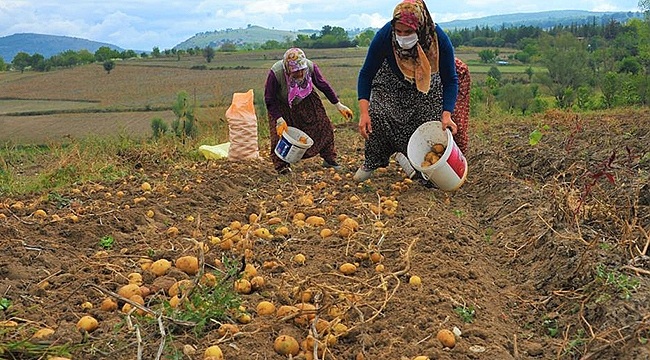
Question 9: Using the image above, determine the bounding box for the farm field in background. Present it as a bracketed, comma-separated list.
[1, 47, 533, 144]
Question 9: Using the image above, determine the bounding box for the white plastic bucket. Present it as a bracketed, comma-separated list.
[274, 126, 314, 164]
[407, 121, 468, 191]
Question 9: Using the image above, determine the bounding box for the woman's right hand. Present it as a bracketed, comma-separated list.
[358, 100, 373, 139]
[358, 112, 372, 139]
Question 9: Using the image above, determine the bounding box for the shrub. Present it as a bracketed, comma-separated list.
[151, 117, 169, 139]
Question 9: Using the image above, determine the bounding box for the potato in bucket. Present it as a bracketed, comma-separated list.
[407, 121, 468, 191]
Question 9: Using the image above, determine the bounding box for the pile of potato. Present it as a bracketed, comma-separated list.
[421, 143, 445, 168]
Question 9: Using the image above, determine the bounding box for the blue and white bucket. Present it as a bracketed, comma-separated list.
[274, 126, 314, 164]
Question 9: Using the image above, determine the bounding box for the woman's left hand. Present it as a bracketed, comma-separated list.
[335, 102, 354, 120]
[441, 111, 457, 134]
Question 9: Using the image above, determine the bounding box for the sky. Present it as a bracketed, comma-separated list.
[0, 0, 644, 51]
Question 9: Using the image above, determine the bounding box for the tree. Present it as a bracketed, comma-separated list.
[356, 29, 376, 47]
[497, 83, 535, 115]
[12, 52, 32, 72]
[203, 46, 215, 63]
[487, 66, 502, 81]
[219, 42, 236, 52]
[478, 49, 496, 63]
[103, 60, 115, 74]
[0, 57, 6, 71]
[639, 0, 649, 12]
[525, 66, 534, 82]
[537, 32, 591, 108]
[172, 91, 198, 142]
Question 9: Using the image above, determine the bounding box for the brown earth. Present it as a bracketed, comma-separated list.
[1, 109, 649, 360]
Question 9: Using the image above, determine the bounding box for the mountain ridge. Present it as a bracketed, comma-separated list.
[0, 10, 644, 62]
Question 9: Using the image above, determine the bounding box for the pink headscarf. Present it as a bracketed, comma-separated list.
[283, 48, 313, 107]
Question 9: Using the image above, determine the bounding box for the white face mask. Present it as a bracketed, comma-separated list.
[395, 33, 418, 49]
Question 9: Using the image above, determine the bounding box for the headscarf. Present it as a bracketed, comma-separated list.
[391, 0, 439, 93]
[282, 48, 313, 107]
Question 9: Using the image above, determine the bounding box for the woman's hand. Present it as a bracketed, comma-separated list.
[358, 100, 372, 139]
[359, 112, 372, 139]
[441, 111, 457, 134]
[335, 102, 354, 120]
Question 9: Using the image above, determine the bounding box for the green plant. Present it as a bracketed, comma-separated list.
[484, 228, 494, 243]
[48, 192, 72, 209]
[99, 236, 115, 249]
[528, 124, 549, 145]
[0, 297, 11, 311]
[595, 264, 639, 300]
[164, 261, 241, 336]
[0, 336, 77, 359]
[563, 329, 586, 356]
[452, 209, 464, 218]
[454, 305, 475, 323]
[543, 318, 559, 337]
[151, 117, 169, 139]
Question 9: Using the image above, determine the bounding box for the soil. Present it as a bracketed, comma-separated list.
[1, 109, 649, 360]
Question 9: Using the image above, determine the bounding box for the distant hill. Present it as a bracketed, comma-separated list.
[1, 10, 645, 62]
[0, 33, 124, 62]
[438, 10, 644, 30]
[174, 25, 318, 50]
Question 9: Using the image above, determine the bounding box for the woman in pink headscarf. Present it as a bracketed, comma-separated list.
[264, 48, 353, 174]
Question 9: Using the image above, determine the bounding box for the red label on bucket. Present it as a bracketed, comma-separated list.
[446, 144, 467, 178]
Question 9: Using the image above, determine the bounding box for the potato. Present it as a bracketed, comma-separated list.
[250, 275, 265, 290]
[169, 295, 182, 308]
[169, 279, 194, 297]
[436, 329, 456, 348]
[256, 301, 276, 316]
[217, 323, 240, 336]
[273, 335, 300, 356]
[204, 345, 224, 359]
[341, 217, 359, 231]
[276, 305, 299, 318]
[292, 253, 306, 265]
[118, 283, 142, 299]
[141, 182, 152, 191]
[409, 275, 422, 286]
[100, 298, 118, 312]
[175, 255, 199, 275]
[370, 252, 383, 263]
[305, 216, 325, 226]
[234, 279, 252, 294]
[433, 143, 445, 155]
[320, 228, 334, 238]
[243, 263, 258, 279]
[31, 328, 55, 339]
[76, 315, 99, 332]
[149, 259, 172, 276]
[294, 303, 316, 326]
[274, 226, 290, 236]
[339, 263, 357, 275]
[200, 273, 217, 287]
[127, 272, 143, 285]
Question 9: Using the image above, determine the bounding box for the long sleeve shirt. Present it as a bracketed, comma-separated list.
[264, 62, 340, 121]
[357, 22, 458, 112]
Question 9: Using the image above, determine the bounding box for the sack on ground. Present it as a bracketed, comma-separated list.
[226, 89, 259, 160]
